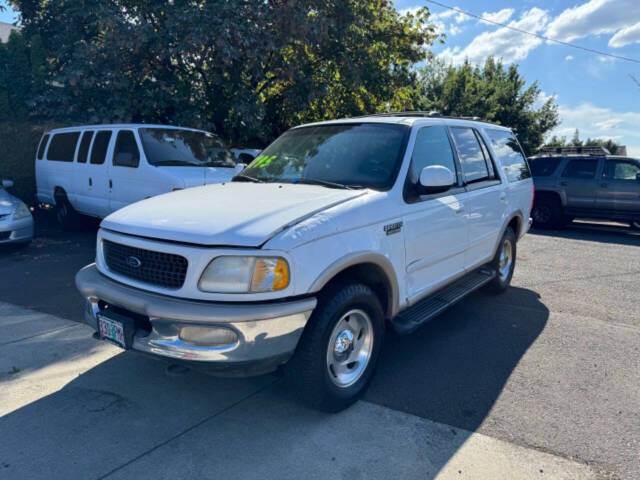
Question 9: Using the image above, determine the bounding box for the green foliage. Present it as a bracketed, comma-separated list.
[543, 130, 623, 155]
[411, 58, 560, 155]
[7, 0, 439, 145]
[0, 122, 59, 204]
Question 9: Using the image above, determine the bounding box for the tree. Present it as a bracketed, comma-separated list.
[541, 130, 623, 154]
[7, 0, 439, 144]
[411, 57, 560, 155]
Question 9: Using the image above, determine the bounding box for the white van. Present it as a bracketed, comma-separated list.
[35, 124, 245, 228]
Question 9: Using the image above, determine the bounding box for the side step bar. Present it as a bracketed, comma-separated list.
[390, 267, 496, 335]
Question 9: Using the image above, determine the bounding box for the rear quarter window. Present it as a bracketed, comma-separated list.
[529, 157, 562, 177]
[486, 129, 531, 182]
[47, 132, 80, 162]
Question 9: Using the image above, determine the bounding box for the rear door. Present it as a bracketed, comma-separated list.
[449, 126, 505, 270]
[559, 157, 602, 210]
[73, 130, 95, 214]
[596, 158, 640, 214]
[81, 130, 113, 217]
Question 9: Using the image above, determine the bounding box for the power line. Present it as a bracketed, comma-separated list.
[422, 0, 640, 65]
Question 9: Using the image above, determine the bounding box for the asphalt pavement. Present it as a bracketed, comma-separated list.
[1, 214, 638, 479]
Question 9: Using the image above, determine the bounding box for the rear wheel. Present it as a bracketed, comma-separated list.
[55, 192, 81, 230]
[531, 196, 563, 229]
[484, 227, 516, 294]
[285, 283, 384, 412]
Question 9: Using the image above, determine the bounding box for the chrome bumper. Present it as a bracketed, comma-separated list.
[75, 264, 316, 369]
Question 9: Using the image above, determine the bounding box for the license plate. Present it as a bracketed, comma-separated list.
[98, 315, 126, 348]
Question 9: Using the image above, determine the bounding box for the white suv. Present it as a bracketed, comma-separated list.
[76, 114, 533, 411]
[35, 124, 245, 228]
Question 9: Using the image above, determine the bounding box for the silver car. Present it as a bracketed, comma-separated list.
[0, 180, 34, 245]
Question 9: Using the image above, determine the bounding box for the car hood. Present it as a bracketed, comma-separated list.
[101, 183, 368, 247]
[155, 166, 236, 188]
[0, 189, 18, 216]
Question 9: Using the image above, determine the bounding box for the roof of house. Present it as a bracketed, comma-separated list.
[0, 21, 19, 43]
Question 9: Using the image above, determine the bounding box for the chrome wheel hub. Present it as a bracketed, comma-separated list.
[326, 309, 373, 388]
[498, 238, 513, 281]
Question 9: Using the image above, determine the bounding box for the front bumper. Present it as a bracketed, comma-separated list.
[0, 215, 34, 244]
[75, 264, 316, 373]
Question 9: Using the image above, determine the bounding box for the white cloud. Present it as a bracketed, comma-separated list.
[480, 8, 514, 25]
[545, 0, 640, 43]
[439, 8, 549, 65]
[550, 103, 640, 157]
[565, 55, 574, 61]
[609, 21, 640, 47]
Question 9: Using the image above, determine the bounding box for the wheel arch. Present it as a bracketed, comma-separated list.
[309, 253, 400, 319]
[491, 211, 524, 258]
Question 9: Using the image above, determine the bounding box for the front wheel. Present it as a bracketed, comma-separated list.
[484, 227, 516, 294]
[284, 283, 384, 412]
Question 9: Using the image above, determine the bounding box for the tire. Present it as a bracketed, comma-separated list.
[55, 192, 81, 230]
[531, 196, 563, 229]
[484, 227, 516, 294]
[284, 283, 385, 412]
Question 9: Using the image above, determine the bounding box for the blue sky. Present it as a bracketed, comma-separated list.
[2, 1, 640, 155]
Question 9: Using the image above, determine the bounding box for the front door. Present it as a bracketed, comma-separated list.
[402, 125, 469, 304]
[597, 158, 640, 214]
[558, 157, 602, 210]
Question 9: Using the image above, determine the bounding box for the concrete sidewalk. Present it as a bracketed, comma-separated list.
[0, 301, 599, 480]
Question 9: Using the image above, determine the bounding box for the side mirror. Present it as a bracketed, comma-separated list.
[238, 152, 256, 163]
[418, 165, 455, 194]
[115, 152, 137, 167]
[234, 163, 246, 174]
[2, 179, 14, 189]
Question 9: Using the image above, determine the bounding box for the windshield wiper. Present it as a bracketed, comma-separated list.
[294, 178, 364, 190]
[232, 174, 265, 183]
[152, 159, 200, 167]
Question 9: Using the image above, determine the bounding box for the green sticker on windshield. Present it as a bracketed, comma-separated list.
[252, 155, 277, 168]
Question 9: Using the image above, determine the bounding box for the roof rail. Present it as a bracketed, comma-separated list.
[538, 145, 611, 156]
[356, 111, 495, 125]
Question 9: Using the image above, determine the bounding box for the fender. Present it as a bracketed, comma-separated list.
[309, 251, 400, 318]
[491, 210, 524, 258]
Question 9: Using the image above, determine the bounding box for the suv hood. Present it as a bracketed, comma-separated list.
[101, 183, 367, 247]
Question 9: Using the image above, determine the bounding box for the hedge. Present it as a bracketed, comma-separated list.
[0, 122, 58, 205]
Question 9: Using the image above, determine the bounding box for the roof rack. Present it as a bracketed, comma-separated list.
[537, 145, 611, 156]
[359, 111, 493, 124]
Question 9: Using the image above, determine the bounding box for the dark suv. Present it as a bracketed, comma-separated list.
[529, 147, 640, 230]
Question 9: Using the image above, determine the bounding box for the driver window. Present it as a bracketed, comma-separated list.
[408, 126, 457, 185]
[603, 160, 640, 181]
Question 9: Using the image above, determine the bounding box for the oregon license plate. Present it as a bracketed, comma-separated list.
[98, 315, 126, 348]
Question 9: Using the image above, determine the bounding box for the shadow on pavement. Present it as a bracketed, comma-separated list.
[0, 286, 549, 479]
[529, 222, 640, 247]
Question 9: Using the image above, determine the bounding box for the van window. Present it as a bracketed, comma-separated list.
[450, 127, 490, 183]
[113, 130, 140, 168]
[47, 132, 80, 162]
[408, 126, 457, 185]
[77, 131, 94, 164]
[486, 129, 531, 182]
[90, 131, 112, 165]
[37, 134, 50, 160]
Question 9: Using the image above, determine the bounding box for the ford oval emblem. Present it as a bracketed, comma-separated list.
[126, 256, 142, 268]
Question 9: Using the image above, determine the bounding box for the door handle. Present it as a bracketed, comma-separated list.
[109, 179, 113, 189]
[88, 177, 92, 186]
[560, 181, 568, 186]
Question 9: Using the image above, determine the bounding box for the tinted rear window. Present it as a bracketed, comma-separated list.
[77, 131, 94, 164]
[90, 131, 112, 165]
[486, 129, 531, 182]
[47, 132, 80, 162]
[37, 134, 50, 160]
[529, 157, 562, 177]
[562, 159, 599, 179]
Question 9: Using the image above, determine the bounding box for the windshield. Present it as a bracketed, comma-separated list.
[235, 123, 409, 190]
[139, 128, 237, 168]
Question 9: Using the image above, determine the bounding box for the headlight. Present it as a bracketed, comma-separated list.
[13, 202, 31, 220]
[198, 256, 290, 293]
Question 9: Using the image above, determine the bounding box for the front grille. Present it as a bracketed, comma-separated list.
[103, 239, 188, 289]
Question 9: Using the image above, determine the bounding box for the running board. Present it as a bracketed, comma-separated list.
[390, 267, 496, 335]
